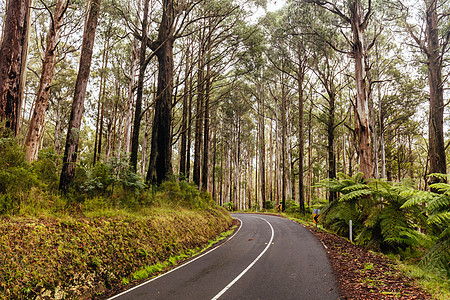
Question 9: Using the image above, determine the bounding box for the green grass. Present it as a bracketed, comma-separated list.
[396, 262, 450, 300]
[0, 206, 232, 299]
[129, 225, 237, 283]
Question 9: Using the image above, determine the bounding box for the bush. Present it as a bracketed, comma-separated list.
[158, 181, 214, 209]
[264, 200, 274, 209]
[32, 148, 59, 192]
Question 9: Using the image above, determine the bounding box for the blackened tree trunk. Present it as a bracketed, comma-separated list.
[327, 92, 337, 202]
[426, 0, 446, 181]
[296, 47, 306, 212]
[59, 0, 101, 192]
[130, 0, 149, 171]
[0, 0, 31, 135]
[146, 0, 175, 184]
[25, 0, 68, 162]
[281, 72, 287, 211]
[179, 41, 191, 179]
[257, 80, 266, 209]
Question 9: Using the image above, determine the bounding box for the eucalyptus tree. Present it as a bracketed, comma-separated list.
[59, 0, 102, 192]
[305, 0, 378, 178]
[24, 0, 70, 162]
[0, 0, 32, 136]
[399, 0, 449, 183]
[311, 47, 350, 202]
[265, 0, 316, 210]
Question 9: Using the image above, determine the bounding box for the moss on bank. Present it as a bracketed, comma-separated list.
[0, 207, 232, 299]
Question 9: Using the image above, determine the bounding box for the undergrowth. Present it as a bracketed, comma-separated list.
[0, 138, 232, 299]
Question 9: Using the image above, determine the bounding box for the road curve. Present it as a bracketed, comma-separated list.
[109, 213, 339, 300]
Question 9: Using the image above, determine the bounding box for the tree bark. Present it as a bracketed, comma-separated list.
[426, 0, 446, 182]
[93, 38, 109, 164]
[202, 61, 211, 189]
[281, 72, 287, 211]
[59, 0, 102, 192]
[350, 0, 374, 179]
[258, 80, 266, 209]
[297, 50, 305, 212]
[0, 0, 31, 136]
[24, 0, 67, 162]
[193, 36, 205, 187]
[146, 0, 175, 184]
[130, 0, 150, 171]
[123, 38, 138, 154]
[179, 41, 190, 179]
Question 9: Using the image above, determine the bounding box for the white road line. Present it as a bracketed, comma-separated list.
[211, 217, 275, 300]
[108, 218, 243, 300]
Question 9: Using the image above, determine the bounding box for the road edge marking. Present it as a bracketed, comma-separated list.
[211, 217, 275, 300]
[107, 218, 243, 300]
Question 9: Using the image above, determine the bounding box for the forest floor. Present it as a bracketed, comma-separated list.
[299, 222, 433, 299]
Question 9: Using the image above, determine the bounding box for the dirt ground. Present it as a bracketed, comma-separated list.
[302, 223, 432, 299]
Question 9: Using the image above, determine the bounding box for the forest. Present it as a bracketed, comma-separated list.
[0, 0, 449, 297]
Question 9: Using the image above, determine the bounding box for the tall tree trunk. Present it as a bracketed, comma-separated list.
[202, 61, 211, 189]
[281, 72, 287, 211]
[130, 0, 149, 171]
[179, 41, 190, 179]
[350, 0, 374, 178]
[59, 0, 101, 192]
[297, 56, 305, 212]
[426, 0, 446, 182]
[54, 96, 62, 156]
[186, 69, 193, 180]
[123, 38, 138, 154]
[146, 0, 175, 184]
[327, 93, 337, 202]
[307, 100, 313, 207]
[193, 38, 204, 187]
[212, 130, 217, 200]
[258, 80, 266, 209]
[0, 0, 31, 135]
[25, 0, 67, 162]
[93, 38, 109, 164]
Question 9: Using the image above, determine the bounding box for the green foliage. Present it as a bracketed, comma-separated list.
[224, 201, 235, 211]
[0, 207, 232, 298]
[320, 173, 427, 252]
[158, 181, 214, 210]
[31, 148, 60, 192]
[320, 173, 450, 279]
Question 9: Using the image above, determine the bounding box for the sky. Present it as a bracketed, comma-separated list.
[267, 0, 286, 12]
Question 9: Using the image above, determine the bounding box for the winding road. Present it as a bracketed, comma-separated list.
[109, 213, 339, 300]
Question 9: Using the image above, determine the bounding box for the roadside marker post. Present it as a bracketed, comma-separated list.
[313, 209, 320, 227]
[349, 220, 353, 243]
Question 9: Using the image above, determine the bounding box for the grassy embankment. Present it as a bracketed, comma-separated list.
[0, 206, 232, 299]
[0, 138, 233, 299]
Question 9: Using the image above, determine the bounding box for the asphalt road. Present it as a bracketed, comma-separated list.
[109, 213, 339, 300]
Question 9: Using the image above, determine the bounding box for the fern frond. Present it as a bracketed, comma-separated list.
[428, 194, 450, 212]
[341, 183, 369, 194]
[428, 211, 450, 226]
[339, 188, 372, 202]
[400, 190, 435, 209]
[363, 206, 382, 228]
[429, 182, 450, 195]
[427, 173, 450, 181]
[354, 172, 365, 183]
